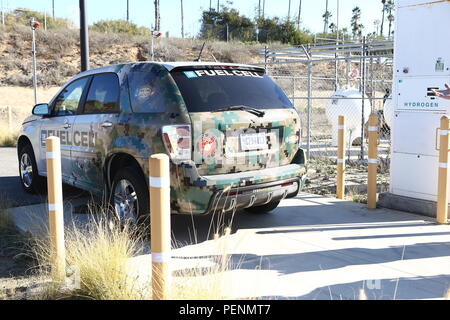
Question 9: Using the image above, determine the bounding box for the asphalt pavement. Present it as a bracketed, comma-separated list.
[0, 147, 88, 207]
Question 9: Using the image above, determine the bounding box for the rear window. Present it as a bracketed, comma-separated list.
[170, 68, 293, 113]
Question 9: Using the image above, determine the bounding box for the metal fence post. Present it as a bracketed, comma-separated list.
[367, 113, 379, 209]
[45, 137, 66, 282]
[337, 116, 346, 199]
[149, 154, 171, 300]
[31, 18, 38, 105]
[307, 61, 312, 160]
[360, 37, 366, 161]
[437, 116, 450, 224]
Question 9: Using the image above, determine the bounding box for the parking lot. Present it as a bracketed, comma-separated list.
[3, 146, 450, 300]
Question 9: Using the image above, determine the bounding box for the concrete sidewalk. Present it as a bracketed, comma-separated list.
[8, 193, 450, 300]
[131, 194, 450, 300]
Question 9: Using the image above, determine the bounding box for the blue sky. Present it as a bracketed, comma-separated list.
[2, 1, 390, 37]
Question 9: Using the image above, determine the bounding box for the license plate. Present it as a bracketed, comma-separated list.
[240, 132, 268, 151]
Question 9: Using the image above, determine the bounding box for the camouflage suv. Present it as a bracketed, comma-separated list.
[17, 62, 306, 223]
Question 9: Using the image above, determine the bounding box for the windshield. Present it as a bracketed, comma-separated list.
[170, 68, 293, 113]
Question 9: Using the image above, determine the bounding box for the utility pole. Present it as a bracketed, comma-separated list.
[258, 0, 261, 20]
[52, 0, 55, 20]
[217, 0, 219, 12]
[127, 0, 129, 22]
[288, 0, 291, 21]
[262, 0, 265, 20]
[180, 0, 184, 38]
[336, 0, 340, 40]
[30, 17, 40, 105]
[79, 0, 89, 72]
[297, 0, 302, 30]
[154, 0, 160, 31]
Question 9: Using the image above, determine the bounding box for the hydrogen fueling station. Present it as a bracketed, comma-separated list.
[379, 0, 450, 217]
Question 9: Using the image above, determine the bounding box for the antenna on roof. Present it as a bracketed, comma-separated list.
[194, 42, 206, 62]
[210, 53, 218, 62]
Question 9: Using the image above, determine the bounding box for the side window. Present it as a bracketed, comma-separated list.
[84, 73, 120, 114]
[127, 69, 167, 113]
[53, 77, 90, 116]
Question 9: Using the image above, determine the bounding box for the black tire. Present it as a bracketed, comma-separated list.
[110, 166, 149, 226]
[18, 144, 46, 194]
[244, 200, 280, 214]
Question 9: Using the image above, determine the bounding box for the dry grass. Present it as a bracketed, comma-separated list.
[33, 218, 147, 300]
[0, 127, 18, 147]
[0, 87, 59, 107]
[30, 204, 241, 300]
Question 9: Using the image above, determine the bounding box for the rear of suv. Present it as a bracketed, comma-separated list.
[17, 62, 306, 223]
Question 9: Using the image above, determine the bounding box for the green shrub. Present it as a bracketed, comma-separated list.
[91, 20, 151, 36]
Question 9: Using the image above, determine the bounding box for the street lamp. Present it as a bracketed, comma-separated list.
[30, 17, 41, 105]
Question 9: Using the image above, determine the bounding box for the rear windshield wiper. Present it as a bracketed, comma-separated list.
[214, 106, 265, 117]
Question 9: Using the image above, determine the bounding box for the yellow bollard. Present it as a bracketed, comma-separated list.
[336, 116, 346, 199]
[149, 154, 171, 300]
[367, 113, 379, 210]
[45, 137, 66, 282]
[437, 116, 450, 224]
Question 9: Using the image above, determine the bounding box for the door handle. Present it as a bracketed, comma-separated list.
[101, 121, 113, 128]
[63, 120, 71, 129]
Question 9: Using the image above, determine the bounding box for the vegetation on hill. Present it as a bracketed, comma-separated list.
[0, 23, 261, 88]
[91, 19, 151, 36]
[3, 8, 74, 29]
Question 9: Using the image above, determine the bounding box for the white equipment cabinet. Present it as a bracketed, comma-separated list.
[390, 0, 450, 202]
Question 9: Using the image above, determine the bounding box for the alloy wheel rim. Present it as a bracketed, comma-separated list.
[20, 153, 33, 188]
[113, 179, 139, 224]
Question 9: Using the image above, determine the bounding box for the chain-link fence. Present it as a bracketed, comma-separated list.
[259, 40, 393, 199]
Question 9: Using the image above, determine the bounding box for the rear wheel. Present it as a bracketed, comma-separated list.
[18, 144, 46, 194]
[244, 200, 280, 214]
[110, 166, 149, 226]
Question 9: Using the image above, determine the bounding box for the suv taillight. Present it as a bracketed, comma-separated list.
[162, 125, 191, 162]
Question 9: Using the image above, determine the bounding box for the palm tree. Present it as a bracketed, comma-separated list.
[386, 0, 395, 38]
[380, 0, 386, 36]
[329, 22, 337, 34]
[323, 0, 332, 33]
[351, 6, 363, 39]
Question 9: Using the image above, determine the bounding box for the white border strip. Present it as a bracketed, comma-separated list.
[48, 203, 63, 212]
[368, 158, 378, 164]
[337, 125, 345, 130]
[149, 176, 170, 188]
[152, 252, 171, 263]
[368, 126, 378, 132]
[46, 151, 60, 159]
[337, 159, 345, 164]
[441, 130, 449, 136]
[439, 163, 448, 169]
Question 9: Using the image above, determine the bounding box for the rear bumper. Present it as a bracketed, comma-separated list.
[170, 159, 306, 214]
[203, 177, 301, 214]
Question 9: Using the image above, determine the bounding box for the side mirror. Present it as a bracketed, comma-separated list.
[32, 103, 50, 116]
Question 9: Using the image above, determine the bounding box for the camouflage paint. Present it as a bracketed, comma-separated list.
[20, 62, 306, 215]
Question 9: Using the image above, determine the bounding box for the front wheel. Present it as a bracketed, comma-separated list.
[110, 166, 149, 226]
[244, 200, 280, 214]
[18, 144, 46, 194]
